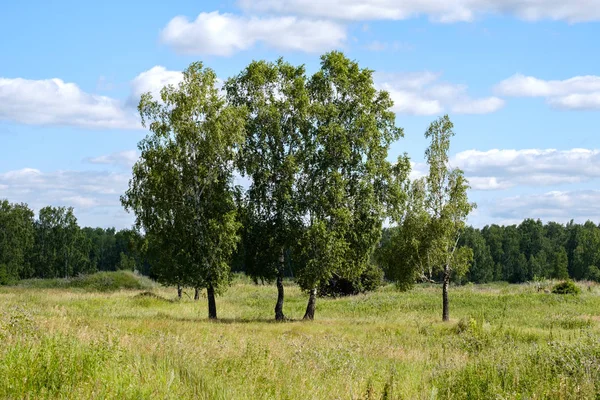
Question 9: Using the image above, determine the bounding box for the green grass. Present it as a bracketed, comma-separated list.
[1, 278, 600, 399]
[16, 270, 157, 292]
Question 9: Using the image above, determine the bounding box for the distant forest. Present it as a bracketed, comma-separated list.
[1, 199, 598, 285]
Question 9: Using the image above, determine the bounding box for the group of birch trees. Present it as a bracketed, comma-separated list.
[121, 51, 475, 321]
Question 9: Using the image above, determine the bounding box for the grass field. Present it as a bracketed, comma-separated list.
[1, 275, 600, 399]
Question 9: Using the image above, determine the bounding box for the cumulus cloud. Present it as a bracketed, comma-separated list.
[454, 148, 600, 190]
[495, 74, 600, 110]
[0, 65, 190, 130]
[239, 0, 600, 23]
[489, 190, 600, 224]
[376, 72, 504, 115]
[160, 11, 346, 56]
[0, 168, 132, 228]
[129, 66, 183, 106]
[85, 150, 139, 169]
[0, 77, 140, 129]
[411, 148, 600, 191]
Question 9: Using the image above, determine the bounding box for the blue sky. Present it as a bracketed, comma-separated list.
[1, 0, 599, 228]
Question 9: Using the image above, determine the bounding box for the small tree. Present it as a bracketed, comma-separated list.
[422, 115, 475, 321]
[121, 62, 245, 319]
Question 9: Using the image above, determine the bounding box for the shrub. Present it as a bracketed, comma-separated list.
[551, 280, 581, 295]
[318, 264, 384, 297]
[587, 265, 600, 282]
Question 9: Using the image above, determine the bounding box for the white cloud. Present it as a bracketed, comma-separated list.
[85, 150, 139, 169]
[495, 74, 600, 97]
[0, 77, 140, 129]
[0, 65, 189, 130]
[454, 148, 600, 190]
[160, 11, 346, 56]
[495, 74, 600, 110]
[0, 168, 132, 228]
[240, 0, 600, 23]
[490, 190, 600, 224]
[376, 72, 504, 115]
[547, 93, 600, 110]
[466, 176, 513, 191]
[452, 97, 505, 114]
[129, 66, 183, 106]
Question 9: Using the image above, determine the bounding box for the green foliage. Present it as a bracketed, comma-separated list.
[226, 59, 307, 285]
[122, 62, 245, 311]
[553, 248, 570, 279]
[80, 227, 146, 273]
[421, 115, 475, 280]
[383, 115, 474, 321]
[318, 264, 384, 297]
[0, 200, 35, 282]
[116, 252, 136, 271]
[376, 177, 427, 292]
[297, 51, 404, 318]
[588, 265, 600, 282]
[552, 279, 581, 295]
[460, 227, 494, 283]
[32, 206, 94, 279]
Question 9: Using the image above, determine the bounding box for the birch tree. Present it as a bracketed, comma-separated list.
[122, 62, 245, 319]
[422, 115, 475, 321]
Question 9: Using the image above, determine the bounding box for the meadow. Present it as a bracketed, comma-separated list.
[1, 273, 600, 399]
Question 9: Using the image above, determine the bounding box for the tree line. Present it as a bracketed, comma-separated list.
[2, 200, 598, 293]
[0, 202, 146, 283]
[457, 220, 600, 284]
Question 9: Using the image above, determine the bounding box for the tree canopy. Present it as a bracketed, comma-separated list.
[121, 62, 246, 319]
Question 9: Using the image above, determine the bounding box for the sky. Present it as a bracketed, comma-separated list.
[1, 0, 599, 229]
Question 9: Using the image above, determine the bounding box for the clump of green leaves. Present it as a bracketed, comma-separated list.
[552, 280, 581, 295]
[318, 264, 384, 297]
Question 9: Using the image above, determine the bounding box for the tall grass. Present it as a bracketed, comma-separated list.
[1, 278, 599, 399]
[16, 270, 157, 291]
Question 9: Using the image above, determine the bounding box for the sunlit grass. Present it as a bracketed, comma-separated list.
[1, 277, 599, 399]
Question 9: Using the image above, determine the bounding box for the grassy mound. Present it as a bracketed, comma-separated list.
[552, 279, 581, 295]
[133, 291, 173, 302]
[16, 271, 156, 292]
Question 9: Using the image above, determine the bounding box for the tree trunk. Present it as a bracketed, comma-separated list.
[275, 249, 286, 321]
[194, 287, 200, 301]
[207, 285, 217, 320]
[303, 287, 317, 320]
[275, 274, 286, 321]
[442, 265, 450, 322]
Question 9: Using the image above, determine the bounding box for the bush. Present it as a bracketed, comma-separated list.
[587, 265, 600, 282]
[318, 264, 384, 297]
[551, 280, 581, 295]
